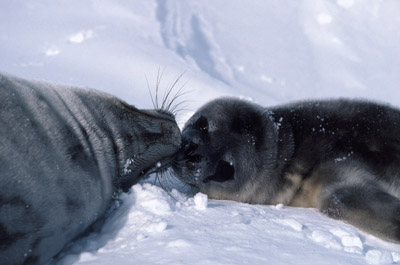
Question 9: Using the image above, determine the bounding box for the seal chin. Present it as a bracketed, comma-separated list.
[119, 148, 180, 192]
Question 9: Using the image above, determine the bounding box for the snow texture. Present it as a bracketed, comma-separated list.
[1, 1, 400, 264]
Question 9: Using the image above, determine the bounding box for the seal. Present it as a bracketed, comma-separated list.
[0, 73, 181, 265]
[173, 97, 400, 243]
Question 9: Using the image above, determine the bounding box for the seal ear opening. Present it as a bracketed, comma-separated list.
[203, 160, 234, 183]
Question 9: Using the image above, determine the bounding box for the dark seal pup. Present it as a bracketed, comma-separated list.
[174, 97, 400, 243]
[0, 73, 181, 265]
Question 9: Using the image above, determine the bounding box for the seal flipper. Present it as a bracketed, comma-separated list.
[320, 184, 400, 243]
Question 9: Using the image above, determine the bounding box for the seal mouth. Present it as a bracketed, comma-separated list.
[119, 154, 177, 192]
[203, 160, 235, 184]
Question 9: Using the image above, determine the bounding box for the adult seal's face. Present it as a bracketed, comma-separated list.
[173, 98, 279, 203]
[115, 103, 182, 192]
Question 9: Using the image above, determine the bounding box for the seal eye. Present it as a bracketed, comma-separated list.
[203, 160, 234, 183]
[193, 116, 209, 131]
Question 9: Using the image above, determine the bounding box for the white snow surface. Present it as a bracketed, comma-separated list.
[1, 0, 400, 264]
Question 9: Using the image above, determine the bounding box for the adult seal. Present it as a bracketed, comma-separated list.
[174, 97, 400, 243]
[0, 73, 181, 265]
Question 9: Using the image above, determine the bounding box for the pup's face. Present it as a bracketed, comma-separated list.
[173, 98, 278, 203]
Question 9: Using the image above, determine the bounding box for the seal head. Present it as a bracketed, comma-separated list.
[174, 98, 280, 204]
[0, 73, 181, 265]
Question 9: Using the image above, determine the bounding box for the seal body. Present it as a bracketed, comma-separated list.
[174, 97, 400, 243]
[0, 73, 181, 265]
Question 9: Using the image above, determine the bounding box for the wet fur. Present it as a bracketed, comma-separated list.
[174, 97, 400, 243]
[0, 73, 181, 265]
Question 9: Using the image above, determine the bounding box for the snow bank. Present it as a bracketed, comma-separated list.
[54, 183, 400, 265]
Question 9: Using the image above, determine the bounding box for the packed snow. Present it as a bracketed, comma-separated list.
[1, 0, 400, 264]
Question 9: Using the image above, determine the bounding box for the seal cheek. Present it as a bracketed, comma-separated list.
[203, 160, 235, 183]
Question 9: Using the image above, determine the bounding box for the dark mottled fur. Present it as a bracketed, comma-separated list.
[174, 97, 400, 243]
[0, 73, 181, 265]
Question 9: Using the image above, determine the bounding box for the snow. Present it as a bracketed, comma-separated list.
[366, 250, 395, 265]
[1, 0, 400, 264]
[54, 184, 400, 265]
[193, 192, 208, 210]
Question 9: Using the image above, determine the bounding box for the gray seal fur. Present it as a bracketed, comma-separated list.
[174, 97, 400, 243]
[0, 73, 181, 265]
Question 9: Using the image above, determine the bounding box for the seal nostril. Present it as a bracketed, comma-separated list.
[183, 141, 198, 156]
[175, 140, 199, 162]
[188, 154, 202, 163]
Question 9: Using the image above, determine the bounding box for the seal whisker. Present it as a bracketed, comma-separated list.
[155, 170, 181, 202]
[161, 79, 176, 111]
[174, 107, 192, 115]
[161, 72, 185, 112]
[145, 74, 156, 109]
[160, 82, 171, 111]
[158, 168, 197, 197]
[167, 87, 193, 114]
[155, 67, 166, 109]
[170, 100, 192, 115]
[164, 78, 189, 111]
[173, 106, 193, 122]
[147, 69, 191, 117]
